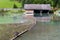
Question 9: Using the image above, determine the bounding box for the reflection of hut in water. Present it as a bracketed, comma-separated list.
[24, 4, 53, 17]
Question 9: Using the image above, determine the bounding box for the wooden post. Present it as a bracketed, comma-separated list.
[40, 11, 42, 16]
[47, 12, 49, 15]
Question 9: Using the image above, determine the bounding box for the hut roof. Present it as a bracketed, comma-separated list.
[24, 4, 51, 10]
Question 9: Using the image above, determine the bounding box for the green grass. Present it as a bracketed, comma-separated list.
[0, 0, 22, 8]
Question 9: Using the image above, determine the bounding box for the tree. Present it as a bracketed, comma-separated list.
[13, 4, 18, 8]
[52, 0, 59, 8]
[18, 0, 60, 9]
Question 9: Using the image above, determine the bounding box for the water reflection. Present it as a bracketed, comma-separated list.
[0, 14, 29, 24]
[15, 21, 60, 40]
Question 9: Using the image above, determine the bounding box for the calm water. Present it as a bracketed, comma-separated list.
[15, 21, 60, 40]
[0, 14, 28, 24]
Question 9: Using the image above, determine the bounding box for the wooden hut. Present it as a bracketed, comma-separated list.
[24, 4, 52, 17]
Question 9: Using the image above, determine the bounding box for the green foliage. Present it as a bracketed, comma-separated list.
[18, 9, 25, 13]
[0, 9, 9, 16]
[19, 0, 60, 8]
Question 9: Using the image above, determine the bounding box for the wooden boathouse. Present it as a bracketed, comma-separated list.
[24, 4, 52, 17]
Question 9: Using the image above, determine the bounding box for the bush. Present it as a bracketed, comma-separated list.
[52, 14, 60, 21]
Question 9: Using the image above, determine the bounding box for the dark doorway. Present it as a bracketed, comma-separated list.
[34, 10, 40, 17]
[34, 10, 52, 17]
[34, 10, 40, 13]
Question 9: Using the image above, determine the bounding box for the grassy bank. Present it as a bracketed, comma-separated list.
[0, 0, 22, 8]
